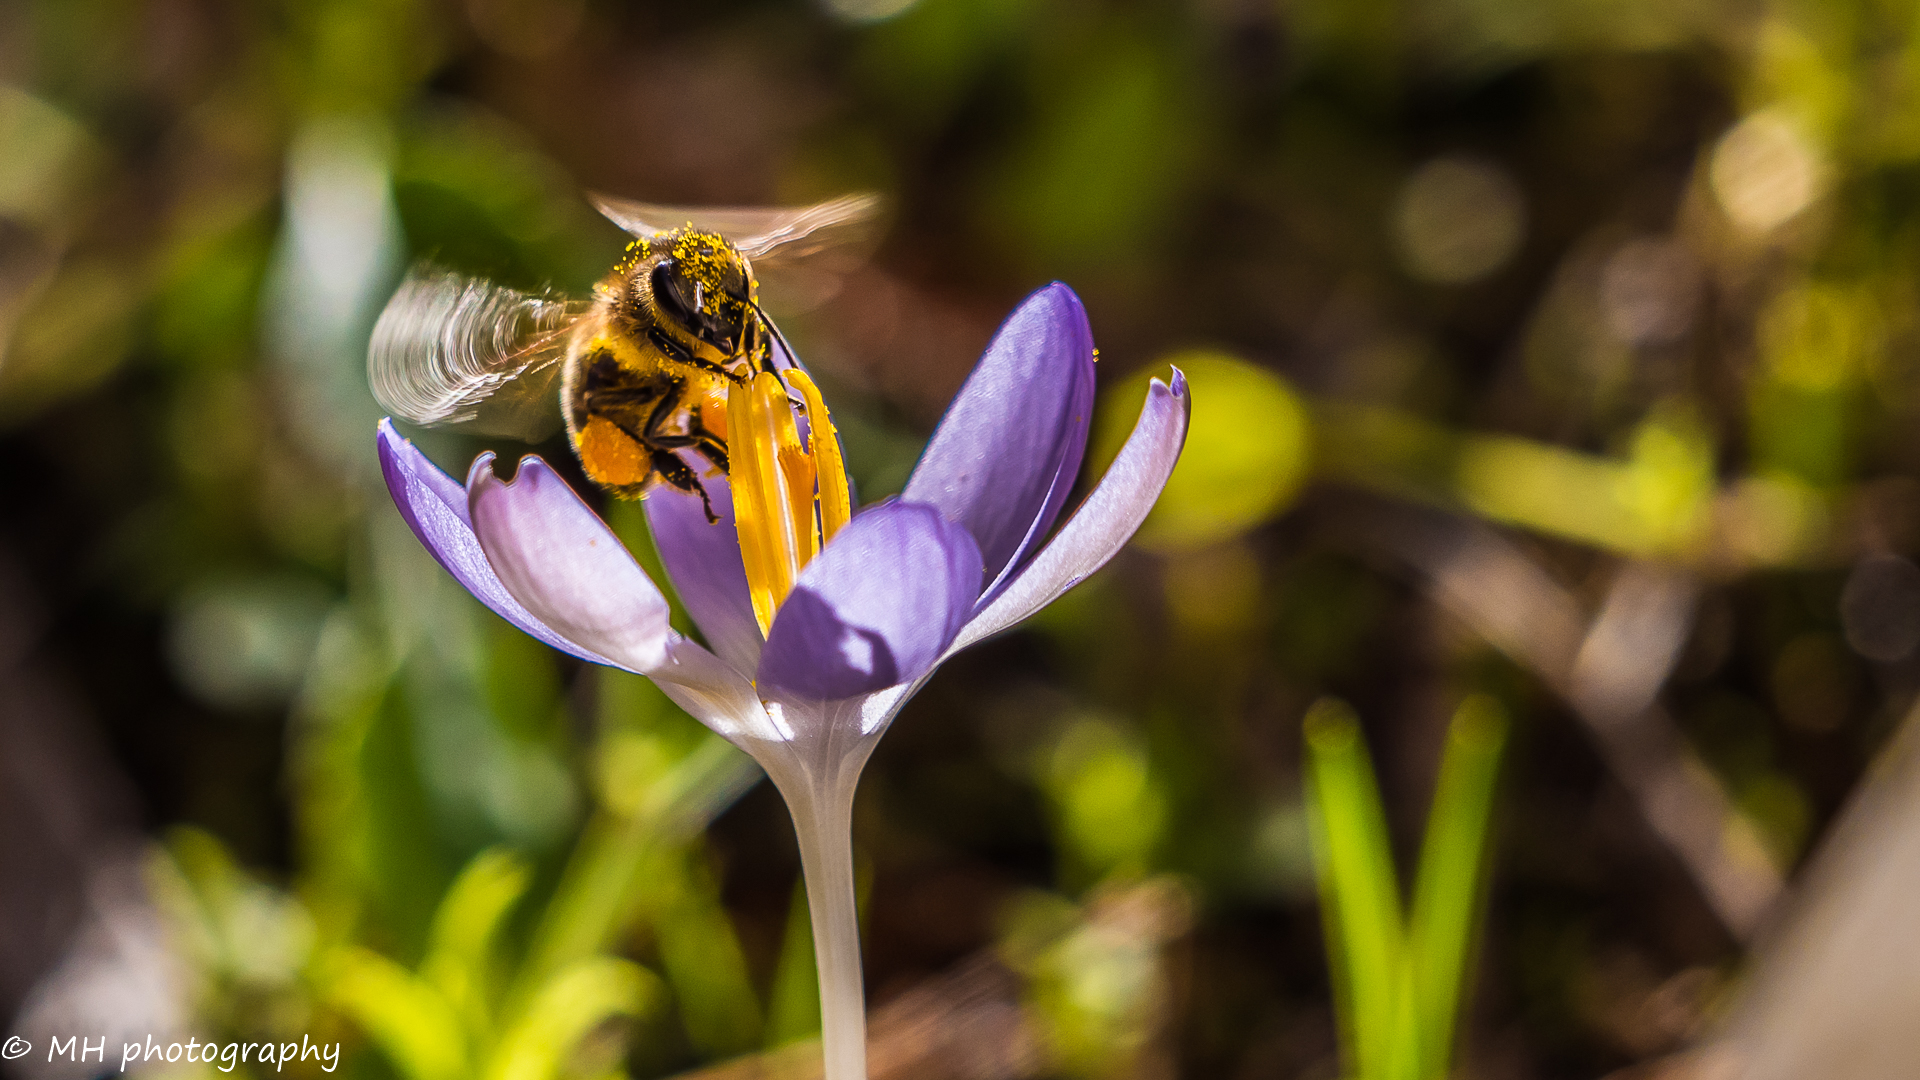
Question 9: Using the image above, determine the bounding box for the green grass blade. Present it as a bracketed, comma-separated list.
[650, 842, 766, 1057]
[1304, 697, 1407, 1080]
[1407, 695, 1508, 1079]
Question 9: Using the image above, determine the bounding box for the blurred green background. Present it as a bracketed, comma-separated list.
[4, 0, 1920, 1076]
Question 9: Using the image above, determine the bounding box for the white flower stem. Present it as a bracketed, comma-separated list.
[788, 777, 867, 1080]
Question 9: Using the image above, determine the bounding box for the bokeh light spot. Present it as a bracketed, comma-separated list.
[1711, 112, 1823, 234]
[1094, 350, 1309, 552]
[1391, 155, 1526, 284]
[823, 0, 921, 24]
[1044, 718, 1166, 882]
[0, 85, 91, 225]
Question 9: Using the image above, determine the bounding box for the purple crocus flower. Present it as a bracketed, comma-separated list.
[376, 283, 1189, 1080]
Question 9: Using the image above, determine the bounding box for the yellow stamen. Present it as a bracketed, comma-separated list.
[785, 368, 852, 543]
[727, 378, 784, 634]
[765, 378, 819, 567]
[748, 371, 806, 591]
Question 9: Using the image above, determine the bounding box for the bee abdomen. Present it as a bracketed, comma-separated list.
[583, 350, 671, 406]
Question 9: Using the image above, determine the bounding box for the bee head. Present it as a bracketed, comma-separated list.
[644, 229, 757, 356]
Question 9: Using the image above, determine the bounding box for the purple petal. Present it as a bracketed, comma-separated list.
[757, 501, 983, 700]
[645, 480, 763, 678]
[976, 423, 1080, 611]
[903, 283, 1095, 591]
[953, 371, 1190, 653]
[376, 419, 618, 667]
[468, 453, 674, 673]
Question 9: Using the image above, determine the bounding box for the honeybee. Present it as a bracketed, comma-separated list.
[370, 192, 881, 521]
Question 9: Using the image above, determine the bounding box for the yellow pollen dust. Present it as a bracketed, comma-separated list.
[613, 237, 651, 276]
[670, 230, 734, 316]
[727, 367, 854, 636]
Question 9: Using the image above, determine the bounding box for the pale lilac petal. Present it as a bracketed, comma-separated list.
[903, 283, 1095, 589]
[853, 680, 917, 739]
[468, 454, 674, 673]
[953, 371, 1190, 653]
[376, 419, 617, 667]
[645, 637, 794, 749]
[749, 696, 851, 770]
[645, 481, 763, 677]
[757, 501, 983, 699]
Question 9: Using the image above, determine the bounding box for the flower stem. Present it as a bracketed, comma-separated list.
[788, 778, 866, 1080]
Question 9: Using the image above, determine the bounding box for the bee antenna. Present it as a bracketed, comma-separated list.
[746, 298, 800, 378]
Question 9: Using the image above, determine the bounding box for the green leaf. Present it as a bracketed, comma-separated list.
[486, 957, 662, 1080]
[422, 848, 533, 1040]
[321, 947, 468, 1080]
[1305, 695, 1507, 1080]
[517, 728, 759, 1003]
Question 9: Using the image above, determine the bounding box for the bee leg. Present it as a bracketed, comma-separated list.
[642, 376, 698, 441]
[651, 448, 719, 524]
[692, 436, 729, 476]
[642, 382, 733, 469]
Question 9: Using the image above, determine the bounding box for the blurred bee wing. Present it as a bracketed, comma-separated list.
[368, 267, 585, 442]
[588, 192, 885, 312]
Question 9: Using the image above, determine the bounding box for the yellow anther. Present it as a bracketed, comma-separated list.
[763, 376, 808, 597]
[785, 368, 851, 543]
[761, 374, 819, 568]
[726, 365, 858, 640]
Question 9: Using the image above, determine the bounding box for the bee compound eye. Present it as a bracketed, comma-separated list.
[652, 258, 740, 352]
[651, 260, 698, 324]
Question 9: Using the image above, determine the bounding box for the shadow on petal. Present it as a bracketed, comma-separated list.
[763, 588, 900, 696]
[758, 501, 982, 700]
